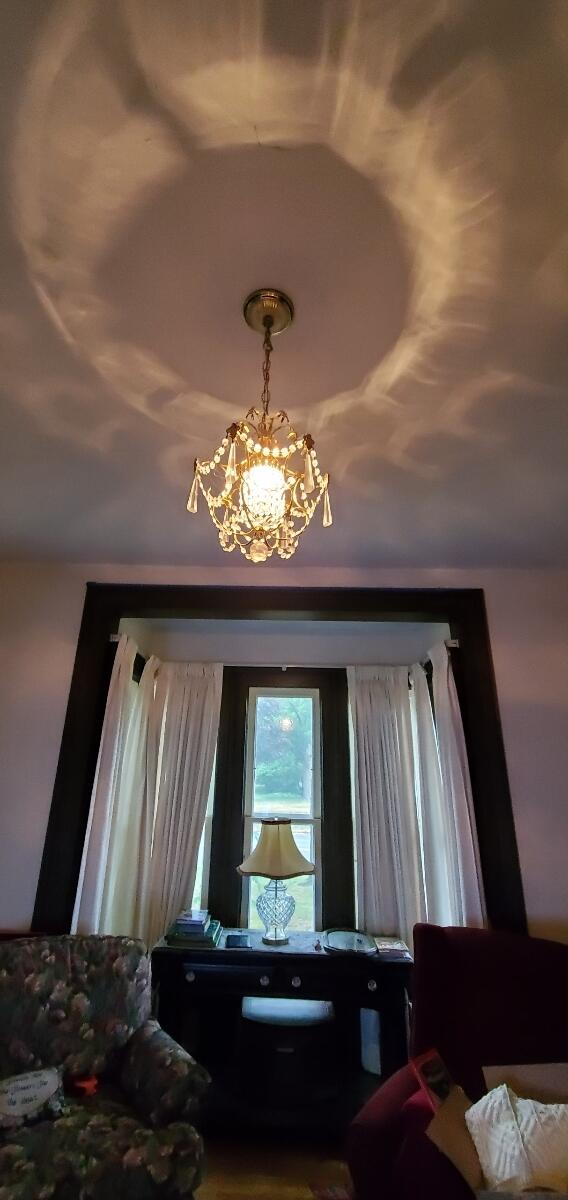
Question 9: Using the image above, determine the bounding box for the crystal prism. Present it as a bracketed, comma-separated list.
[187, 472, 199, 513]
[303, 448, 315, 493]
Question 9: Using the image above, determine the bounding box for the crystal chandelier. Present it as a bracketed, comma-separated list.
[186, 288, 332, 563]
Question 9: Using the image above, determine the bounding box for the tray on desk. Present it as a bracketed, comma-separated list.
[323, 929, 377, 955]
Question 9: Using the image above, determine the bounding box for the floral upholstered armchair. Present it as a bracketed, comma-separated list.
[0, 935, 209, 1199]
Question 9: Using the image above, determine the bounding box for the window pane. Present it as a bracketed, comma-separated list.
[189, 752, 217, 911]
[252, 695, 314, 817]
[190, 829, 206, 912]
[248, 821, 315, 931]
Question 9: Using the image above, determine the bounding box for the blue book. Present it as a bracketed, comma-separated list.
[173, 909, 210, 931]
[166, 920, 222, 948]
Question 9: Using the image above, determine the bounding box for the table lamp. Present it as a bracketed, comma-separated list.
[237, 817, 315, 945]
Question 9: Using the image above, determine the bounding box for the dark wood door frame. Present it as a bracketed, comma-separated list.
[32, 583, 527, 935]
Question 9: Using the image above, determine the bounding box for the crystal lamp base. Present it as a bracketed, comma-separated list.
[256, 878, 296, 945]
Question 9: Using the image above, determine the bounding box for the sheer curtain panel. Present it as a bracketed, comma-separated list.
[72, 635, 138, 934]
[348, 666, 426, 947]
[135, 662, 223, 948]
[429, 642, 485, 926]
[73, 645, 222, 948]
[98, 655, 161, 936]
[348, 646, 484, 947]
[410, 664, 458, 926]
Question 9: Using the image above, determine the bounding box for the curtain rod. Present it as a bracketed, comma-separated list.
[109, 633, 459, 672]
[109, 634, 460, 648]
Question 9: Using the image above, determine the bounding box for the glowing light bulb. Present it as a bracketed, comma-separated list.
[241, 462, 287, 527]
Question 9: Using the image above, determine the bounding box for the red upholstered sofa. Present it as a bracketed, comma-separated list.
[347, 922, 568, 1200]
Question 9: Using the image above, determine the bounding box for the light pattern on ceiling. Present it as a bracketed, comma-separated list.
[3, 1, 568, 565]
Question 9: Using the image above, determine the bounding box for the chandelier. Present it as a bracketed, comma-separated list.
[186, 288, 332, 563]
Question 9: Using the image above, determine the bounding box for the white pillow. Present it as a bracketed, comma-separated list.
[466, 1083, 568, 1193]
[0, 1068, 64, 1130]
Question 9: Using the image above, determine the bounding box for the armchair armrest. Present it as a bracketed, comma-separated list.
[346, 1064, 419, 1200]
[120, 1019, 210, 1127]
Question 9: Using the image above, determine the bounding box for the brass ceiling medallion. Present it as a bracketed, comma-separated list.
[186, 289, 332, 563]
[243, 288, 294, 335]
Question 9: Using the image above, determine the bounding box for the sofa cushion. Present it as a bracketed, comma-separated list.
[0, 1095, 204, 1200]
[0, 936, 151, 1081]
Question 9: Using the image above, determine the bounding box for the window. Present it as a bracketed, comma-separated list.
[207, 667, 354, 931]
[190, 751, 217, 911]
[240, 688, 322, 930]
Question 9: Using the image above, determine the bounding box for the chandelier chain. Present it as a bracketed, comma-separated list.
[261, 317, 273, 416]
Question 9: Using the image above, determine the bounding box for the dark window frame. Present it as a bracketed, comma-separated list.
[32, 583, 527, 936]
[208, 666, 353, 929]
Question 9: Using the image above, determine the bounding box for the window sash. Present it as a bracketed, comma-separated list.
[240, 686, 323, 929]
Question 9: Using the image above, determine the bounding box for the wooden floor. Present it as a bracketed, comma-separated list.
[196, 1135, 351, 1200]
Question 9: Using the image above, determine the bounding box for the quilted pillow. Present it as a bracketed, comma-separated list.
[466, 1082, 568, 1193]
[0, 1067, 65, 1130]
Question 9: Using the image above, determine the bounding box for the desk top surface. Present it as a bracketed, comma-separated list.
[154, 928, 412, 965]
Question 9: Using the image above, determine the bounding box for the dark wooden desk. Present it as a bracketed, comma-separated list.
[152, 929, 411, 1082]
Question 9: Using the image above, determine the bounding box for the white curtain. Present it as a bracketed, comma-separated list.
[133, 661, 223, 948]
[72, 635, 138, 934]
[98, 655, 161, 936]
[73, 642, 222, 948]
[429, 642, 485, 926]
[348, 666, 427, 947]
[411, 664, 458, 925]
[348, 645, 484, 946]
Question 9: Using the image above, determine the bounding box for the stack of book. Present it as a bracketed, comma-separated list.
[165, 909, 222, 948]
[373, 936, 412, 960]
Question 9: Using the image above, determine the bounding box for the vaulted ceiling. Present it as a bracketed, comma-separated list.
[1, 1, 567, 567]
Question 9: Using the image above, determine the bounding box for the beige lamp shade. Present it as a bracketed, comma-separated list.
[237, 818, 315, 879]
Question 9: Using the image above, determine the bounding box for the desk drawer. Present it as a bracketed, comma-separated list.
[275, 966, 336, 999]
[182, 961, 277, 994]
[275, 964, 383, 1003]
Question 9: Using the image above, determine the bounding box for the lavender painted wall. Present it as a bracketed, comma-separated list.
[1, 562, 567, 938]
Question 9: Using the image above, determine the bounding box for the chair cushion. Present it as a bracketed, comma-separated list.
[0, 1094, 204, 1199]
[0, 936, 151, 1081]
